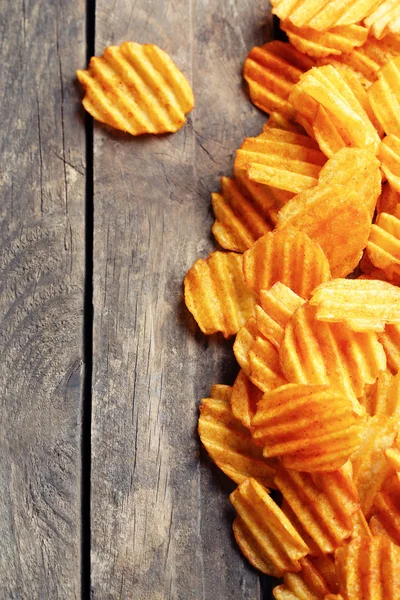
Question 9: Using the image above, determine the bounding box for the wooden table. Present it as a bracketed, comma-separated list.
[1, 1, 276, 597]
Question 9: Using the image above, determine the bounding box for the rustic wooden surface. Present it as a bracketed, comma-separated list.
[0, 0, 86, 598]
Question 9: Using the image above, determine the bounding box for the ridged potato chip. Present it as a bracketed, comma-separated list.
[243, 229, 331, 298]
[276, 184, 372, 277]
[257, 282, 305, 349]
[184, 251, 257, 338]
[282, 22, 368, 58]
[379, 134, 400, 193]
[243, 41, 315, 119]
[377, 182, 400, 218]
[362, 371, 400, 418]
[369, 472, 400, 545]
[309, 278, 400, 332]
[210, 384, 233, 402]
[273, 556, 335, 599]
[230, 478, 309, 576]
[231, 370, 263, 430]
[367, 212, 400, 280]
[379, 324, 400, 374]
[252, 384, 364, 471]
[77, 42, 194, 135]
[266, 112, 307, 134]
[198, 394, 276, 488]
[368, 57, 400, 137]
[248, 336, 287, 392]
[364, 0, 400, 41]
[233, 317, 260, 375]
[280, 303, 386, 404]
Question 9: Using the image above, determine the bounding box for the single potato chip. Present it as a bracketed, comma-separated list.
[377, 182, 400, 218]
[379, 134, 400, 193]
[276, 184, 372, 278]
[369, 472, 400, 545]
[230, 478, 309, 576]
[265, 112, 307, 134]
[243, 41, 315, 119]
[364, 0, 400, 41]
[243, 229, 331, 298]
[248, 335, 287, 392]
[368, 57, 400, 137]
[184, 251, 257, 338]
[362, 371, 400, 418]
[233, 316, 261, 375]
[280, 303, 386, 404]
[378, 323, 400, 374]
[231, 369, 263, 430]
[367, 212, 400, 281]
[273, 556, 336, 599]
[198, 394, 276, 488]
[282, 21, 368, 59]
[76, 42, 194, 135]
[257, 282, 305, 349]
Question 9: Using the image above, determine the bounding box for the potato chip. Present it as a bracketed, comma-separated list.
[378, 323, 400, 374]
[351, 508, 373, 540]
[369, 472, 400, 545]
[273, 556, 335, 599]
[233, 317, 260, 375]
[210, 384, 233, 402]
[364, 0, 400, 41]
[362, 371, 400, 418]
[280, 303, 386, 404]
[198, 394, 276, 487]
[243, 229, 331, 298]
[309, 279, 400, 332]
[335, 535, 400, 600]
[368, 57, 400, 137]
[252, 384, 364, 471]
[184, 251, 257, 338]
[230, 478, 309, 576]
[211, 176, 274, 253]
[231, 369, 263, 430]
[351, 414, 397, 516]
[366, 212, 400, 281]
[276, 184, 371, 277]
[289, 65, 381, 157]
[257, 282, 305, 349]
[243, 41, 315, 119]
[274, 464, 359, 555]
[270, 0, 379, 31]
[76, 42, 194, 135]
[385, 440, 400, 471]
[235, 129, 326, 195]
[379, 134, 400, 194]
[282, 22, 368, 59]
[377, 182, 400, 218]
[248, 336, 287, 392]
[266, 112, 307, 134]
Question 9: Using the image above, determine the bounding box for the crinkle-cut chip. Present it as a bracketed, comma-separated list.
[379, 135, 400, 194]
[335, 535, 400, 600]
[364, 0, 400, 41]
[310, 555, 340, 594]
[378, 324, 400, 374]
[351, 508, 373, 540]
[76, 42, 194, 135]
[243, 41, 315, 120]
[243, 229, 331, 299]
[276, 184, 371, 278]
[274, 464, 359, 555]
[377, 182, 400, 218]
[248, 336, 287, 393]
[362, 371, 400, 418]
[368, 57, 400, 137]
[235, 169, 289, 227]
[198, 395, 276, 488]
[230, 478, 309, 576]
[309, 279, 400, 332]
[351, 414, 398, 516]
[369, 472, 400, 545]
[270, 0, 379, 30]
[273, 556, 335, 600]
[257, 282, 305, 349]
[231, 369, 263, 430]
[266, 112, 307, 134]
[367, 213, 400, 280]
[280, 303, 386, 405]
[233, 317, 260, 375]
[252, 384, 364, 472]
[289, 65, 381, 157]
[235, 129, 326, 195]
[385, 443, 400, 471]
[282, 21, 368, 59]
[211, 176, 273, 253]
[318, 148, 381, 217]
[184, 251, 257, 338]
[210, 384, 232, 402]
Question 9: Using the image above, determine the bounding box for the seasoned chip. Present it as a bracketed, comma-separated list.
[257, 282, 305, 349]
[243, 41, 315, 119]
[377, 182, 400, 218]
[248, 336, 287, 392]
[273, 556, 335, 599]
[369, 472, 400, 545]
[276, 184, 371, 277]
[280, 303, 386, 404]
[230, 478, 309, 576]
[243, 229, 331, 298]
[210, 384, 233, 402]
[252, 384, 364, 471]
[368, 57, 400, 137]
[76, 42, 194, 135]
[335, 536, 400, 600]
[231, 369, 263, 430]
[266, 112, 307, 134]
[379, 134, 400, 194]
[198, 394, 276, 488]
[274, 464, 359, 555]
[364, 0, 400, 41]
[362, 371, 400, 418]
[282, 22, 368, 59]
[234, 316, 260, 376]
[366, 212, 400, 281]
[289, 65, 381, 157]
[378, 323, 400, 374]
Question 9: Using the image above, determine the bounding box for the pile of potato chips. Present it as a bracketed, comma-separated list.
[185, 1, 400, 597]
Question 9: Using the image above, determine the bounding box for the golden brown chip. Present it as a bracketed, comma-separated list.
[184, 251, 257, 338]
[248, 336, 287, 392]
[270, 0, 378, 30]
[377, 182, 400, 218]
[76, 42, 194, 135]
[368, 57, 400, 137]
[252, 384, 364, 471]
[265, 112, 307, 134]
[273, 556, 336, 599]
[233, 316, 260, 375]
[257, 282, 305, 349]
[309, 278, 400, 332]
[198, 395, 276, 488]
[362, 371, 400, 418]
[210, 384, 233, 402]
[274, 464, 360, 555]
[378, 323, 400, 374]
[379, 134, 400, 193]
[231, 369, 263, 430]
[335, 535, 400, 600]
[366, 212, 400, 281]
[276, 184, 372, 278]
[369, 472, 400, 545]
[243, 229, 331, 298]
[280, 303, 386, 404]
[364, 0, 400, 41]
[282, 21, 368, 58]
[230, 478, 309, 576]
[243, 41, 315, 119]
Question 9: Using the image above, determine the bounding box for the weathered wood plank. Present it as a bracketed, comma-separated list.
[0, 1, 86, 597]
[91, 1, 271, 598]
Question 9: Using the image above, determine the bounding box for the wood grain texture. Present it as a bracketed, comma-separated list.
[0, 1, 86, 597]
[91, 1, 272, 598]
